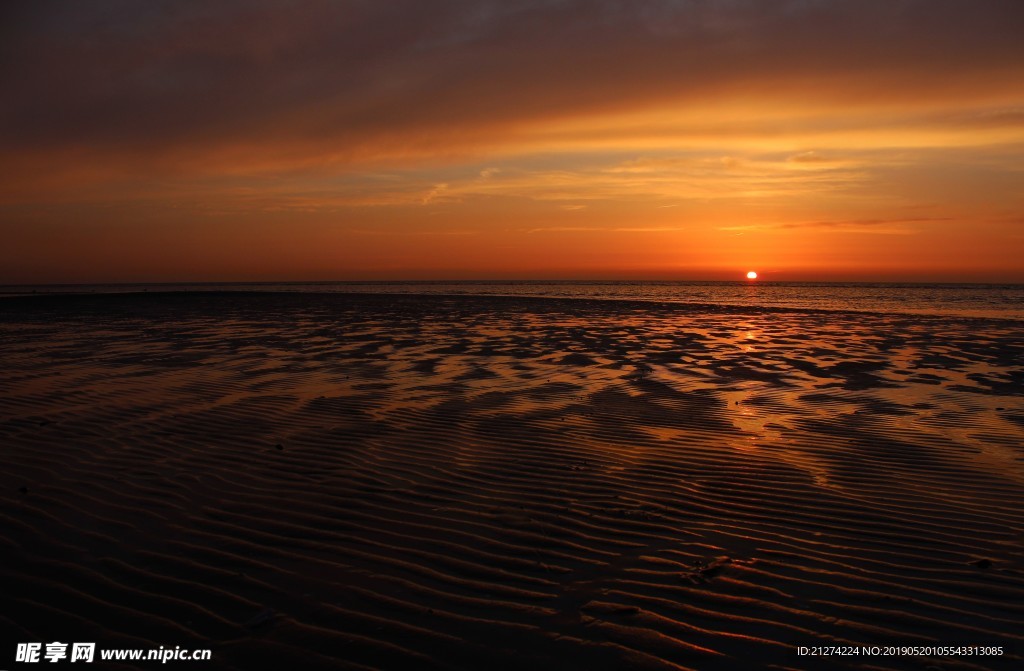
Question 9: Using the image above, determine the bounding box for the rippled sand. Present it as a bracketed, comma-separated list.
[2, 292, 1022, 670]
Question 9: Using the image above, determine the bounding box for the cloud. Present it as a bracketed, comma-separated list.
[779, 217, 953, 234]
[525, 225, 685, 234]
[787, 151, 830, 163]
[430, 153, 871, 204]
[421, 183, 451, 205]
[782, 217, 953, 228]
[2, 0, 1022, 174]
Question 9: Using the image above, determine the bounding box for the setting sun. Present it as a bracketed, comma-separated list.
[746, 271, 758, 280]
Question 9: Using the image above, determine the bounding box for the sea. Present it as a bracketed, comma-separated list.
[2, 281, 1023, 321]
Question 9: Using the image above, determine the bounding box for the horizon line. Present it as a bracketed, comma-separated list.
[4, 278, 1024, 288]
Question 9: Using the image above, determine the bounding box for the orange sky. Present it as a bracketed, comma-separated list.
[2, 1, 1023, 283]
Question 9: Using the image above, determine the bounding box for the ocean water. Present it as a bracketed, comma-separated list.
[2, 280, 1023, 320]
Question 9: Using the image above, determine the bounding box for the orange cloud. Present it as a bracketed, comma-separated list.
[1, 1, 1022, 282]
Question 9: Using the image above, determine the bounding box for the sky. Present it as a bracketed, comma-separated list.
[1, 0, 1023, 283]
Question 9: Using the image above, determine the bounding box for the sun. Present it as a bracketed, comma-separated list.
[746, 271, 758, 280]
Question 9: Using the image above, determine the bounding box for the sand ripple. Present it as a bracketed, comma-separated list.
[2, 293, 1022, 670]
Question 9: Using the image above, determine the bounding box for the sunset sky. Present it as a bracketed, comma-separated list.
[2, 0, 1022, 283]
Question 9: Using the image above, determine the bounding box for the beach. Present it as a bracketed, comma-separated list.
[2, 291, 1022, 670]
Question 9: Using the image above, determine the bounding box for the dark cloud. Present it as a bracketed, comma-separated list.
[1, 0, 1022, 164]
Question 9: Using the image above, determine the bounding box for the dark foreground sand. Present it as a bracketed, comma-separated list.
[1, 292, 1022, 670]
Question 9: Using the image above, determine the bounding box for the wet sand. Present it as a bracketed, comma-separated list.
[2, 292, 1022, 670]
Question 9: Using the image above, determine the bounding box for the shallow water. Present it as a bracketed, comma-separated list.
[3, 280, 1023, 319]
